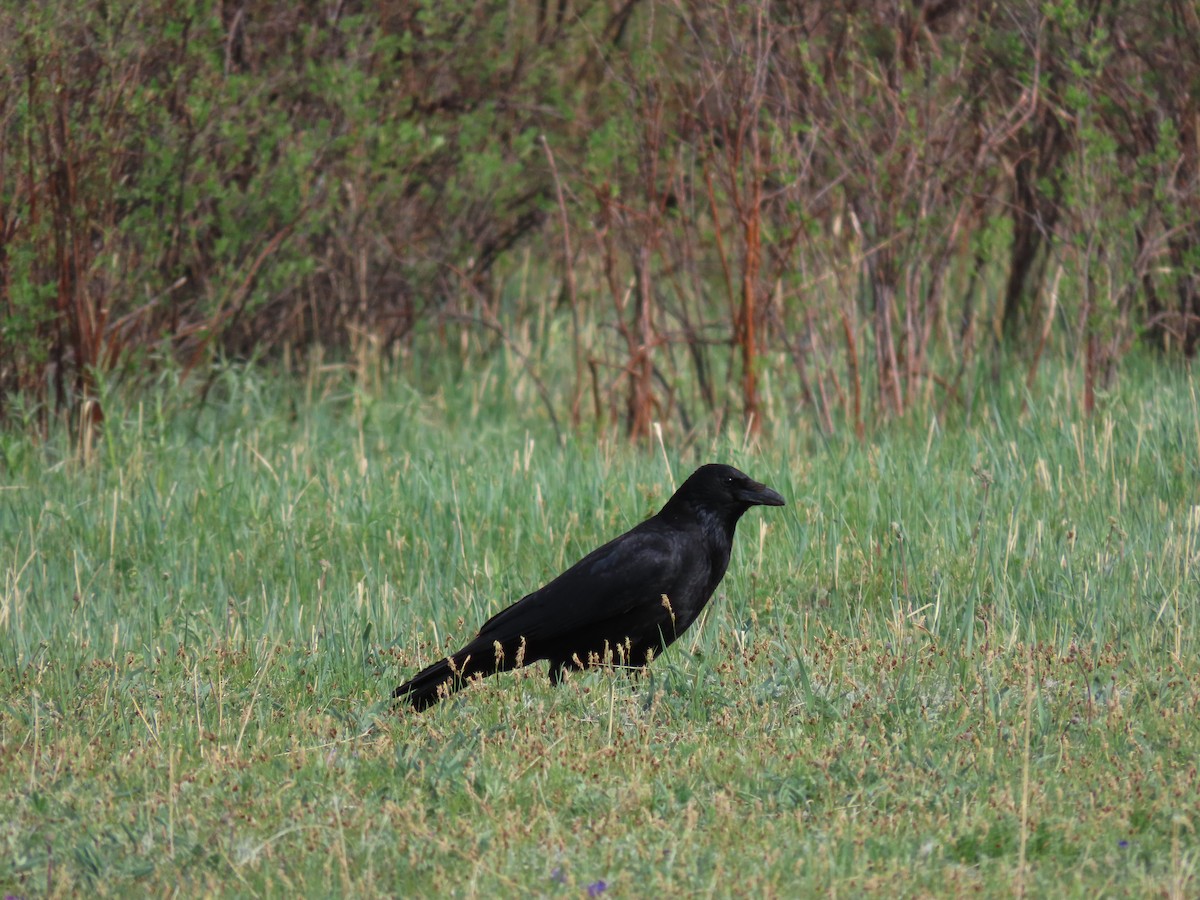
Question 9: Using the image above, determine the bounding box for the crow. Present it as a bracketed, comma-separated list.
[393, 463, 785, 710]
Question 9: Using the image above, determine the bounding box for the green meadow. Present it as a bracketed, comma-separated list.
[2, 357, 1198, 897]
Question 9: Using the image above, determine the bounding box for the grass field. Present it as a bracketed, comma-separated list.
[2, 356, 1199, 897]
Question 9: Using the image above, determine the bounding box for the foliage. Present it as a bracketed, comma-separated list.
[1, 0, 1198, 437]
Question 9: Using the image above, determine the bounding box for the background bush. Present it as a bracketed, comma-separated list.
[2, 0, 1197, 436]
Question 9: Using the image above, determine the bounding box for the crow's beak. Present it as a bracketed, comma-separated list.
[741, 481, 785, 507]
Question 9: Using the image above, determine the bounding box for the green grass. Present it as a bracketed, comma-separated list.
[2, 356, 1199, 897]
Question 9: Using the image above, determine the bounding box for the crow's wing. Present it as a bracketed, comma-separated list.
[473, 520, 708, 647]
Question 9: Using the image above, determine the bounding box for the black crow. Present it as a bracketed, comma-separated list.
[393, 463, 784, 709]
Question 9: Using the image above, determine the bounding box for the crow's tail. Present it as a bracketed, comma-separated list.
[392, 657, 461, 710]
[392, 635, 526, 711]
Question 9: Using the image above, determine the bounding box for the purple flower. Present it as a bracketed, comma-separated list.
[587, 881, 608, 897]
[1118, 840, 1129, 848]
[550, 867, 567, 885]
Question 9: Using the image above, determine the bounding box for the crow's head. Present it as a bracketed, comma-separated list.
[663, 463, 785, 525]
[697, 463, 785, 507]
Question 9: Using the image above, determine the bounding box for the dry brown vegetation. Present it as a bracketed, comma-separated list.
[2, 0, 1197, 436]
